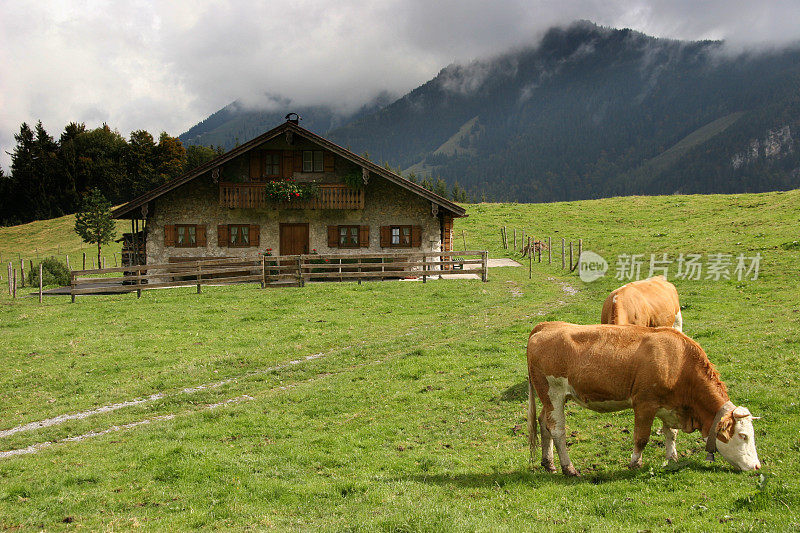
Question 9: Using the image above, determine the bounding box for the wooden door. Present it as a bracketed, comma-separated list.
[279, 223, 309, 256]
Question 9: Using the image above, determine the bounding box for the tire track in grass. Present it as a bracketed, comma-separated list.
[0, 352, 327, 439]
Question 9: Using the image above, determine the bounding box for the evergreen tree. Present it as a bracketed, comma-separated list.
[433, 178, 448, 198]
[156, 132, 186, 182]
[74, 188, 116, 267]
[126, 130, 157, 197]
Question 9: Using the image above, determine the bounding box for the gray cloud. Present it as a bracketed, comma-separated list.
[1, 0, 799, 170]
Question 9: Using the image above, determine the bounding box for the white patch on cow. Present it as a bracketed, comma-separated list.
[612, 294, 618, 304]
[655, 408, 681, 428]
[714, 408, 761, 471]
[673, 310, 683, 332]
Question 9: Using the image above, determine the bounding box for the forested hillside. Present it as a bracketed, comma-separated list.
[328, 21, 800, 201]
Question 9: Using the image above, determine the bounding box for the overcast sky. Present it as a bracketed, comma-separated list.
[1, 0, 799, 170]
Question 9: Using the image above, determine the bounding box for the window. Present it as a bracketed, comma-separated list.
[338, 225, 360, 248]
[302, 150, 324, 172]
[264, 152, 281, 178]
[228, 224, 250, 247]
[176, 225, 197, 247]
[391, 226, 412, 247]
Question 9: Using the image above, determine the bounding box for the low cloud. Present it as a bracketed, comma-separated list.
[1, 0, 799, 170]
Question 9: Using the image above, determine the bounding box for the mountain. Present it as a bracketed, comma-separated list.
[178, 93, 394, 149]
[181, 21, 800, 202]
[329, 21, 800, 201]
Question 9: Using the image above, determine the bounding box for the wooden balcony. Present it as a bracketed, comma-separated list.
[219, 182, 364, 210]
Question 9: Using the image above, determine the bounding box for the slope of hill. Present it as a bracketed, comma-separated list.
[329, 22, 800, 201]
[178, 93, 394, 149]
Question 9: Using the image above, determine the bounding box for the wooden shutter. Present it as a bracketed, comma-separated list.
[249, 225, 260, 247]
[411, 226, 422, 248]
[359, 225, 369, 247]
[164, 224, 176, 246]
[380, 226, 390, 248]
[327, 226, 338, 248]
[249, 152, 261, 180]
[196, 225, 207, 247]
[217, 224, 229, 247]
[323, 152, 334, 173]
[282, 151, 294, 178]
[293, 152, 302, 172]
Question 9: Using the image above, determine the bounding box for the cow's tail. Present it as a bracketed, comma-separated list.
[528, 378, 538, 457]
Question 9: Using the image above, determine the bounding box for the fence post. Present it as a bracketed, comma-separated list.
[70, 272, 76, 303]
[528, 237, 532, 279]
[261, 256, 266, 289]
[548, 236, 552, 264]
[113, 253, 118, 267]
[66, 255, 70, 270]
[197, 263, 202, 294]
[297, 257, 305, 287]
[481, 251, 488, 282]
[422, 255, 427, 283]
[513, 229, 517, 251]
[19, 259, 25, 288]
[561, 238, 565, 269]
[12, 268, 16, 298]
[538, 240, 542, 263]
[578, 239, 583, 267]
[39, 263, 43, 303]
[83, 252, 86, 270]
[7, 262, 11, 295]
[137, 266, 142, 299]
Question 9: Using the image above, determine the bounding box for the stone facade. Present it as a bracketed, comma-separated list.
[145, 157, 443, 265]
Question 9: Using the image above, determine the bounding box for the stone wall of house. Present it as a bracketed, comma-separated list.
[145, 171, 443, 265]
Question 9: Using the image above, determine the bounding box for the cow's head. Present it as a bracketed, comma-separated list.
[714, 406, 761, 471]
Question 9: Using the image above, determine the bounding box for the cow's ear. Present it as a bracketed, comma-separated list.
[716, 412, 735, 443]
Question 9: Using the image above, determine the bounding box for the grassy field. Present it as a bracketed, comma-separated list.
[0, 190, 799, 531]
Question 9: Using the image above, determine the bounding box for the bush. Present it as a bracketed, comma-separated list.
[28, 258, 71, 287]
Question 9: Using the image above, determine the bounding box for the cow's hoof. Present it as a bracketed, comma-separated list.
[562, 465, 580, 477]
[665, 453, 678, 462]
[628, 460, 643, 470]
[541, 460, 557, 473]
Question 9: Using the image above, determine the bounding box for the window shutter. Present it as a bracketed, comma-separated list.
[323, 152, 334, 173]
[327, 226, 338, 248]
[249, 224, 260, 247]
[293, 152, 302, 172]
[359, 226, 370, 247]
[411, 226, 422, 248]
[282, 151, 293, 178]
[164, 224, 176, 246]
[196, 225, 207, 246]
[249, 152, 261, 180]
[217, 224, 229, 247]
[380, 226, 390, 248]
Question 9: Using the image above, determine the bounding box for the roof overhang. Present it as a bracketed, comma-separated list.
[112, 122, 467, 219]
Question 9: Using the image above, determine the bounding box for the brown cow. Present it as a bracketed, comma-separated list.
[601, 275, 682, 331]
[527, 322, 761, 476]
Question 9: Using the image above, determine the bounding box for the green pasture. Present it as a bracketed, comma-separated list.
[0, 190, 798, 531]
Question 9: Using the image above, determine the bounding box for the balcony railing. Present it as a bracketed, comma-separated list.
[219, 182, 364, 210]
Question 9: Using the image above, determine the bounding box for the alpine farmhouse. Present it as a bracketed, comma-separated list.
[112, 118, 466, 266]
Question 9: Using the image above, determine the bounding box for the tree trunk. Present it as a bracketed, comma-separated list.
[97, 242, 102, 269]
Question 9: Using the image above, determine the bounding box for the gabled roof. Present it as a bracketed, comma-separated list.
[112, 121, 467, 219]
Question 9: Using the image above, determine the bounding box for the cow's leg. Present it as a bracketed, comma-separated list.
[664, 427, 679, 462]
[629, 405, 657, 469]
[546, 381, 578, 476]
[538, 409, 557, 473]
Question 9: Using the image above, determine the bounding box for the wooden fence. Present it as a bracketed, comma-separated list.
[68, 251, 488, 300]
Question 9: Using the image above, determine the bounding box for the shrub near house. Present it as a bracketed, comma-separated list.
[112, 119, 465, 267]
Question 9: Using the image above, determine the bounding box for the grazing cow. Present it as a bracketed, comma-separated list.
[526, 322, 761, 476]
[601, 275, 682, 332]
